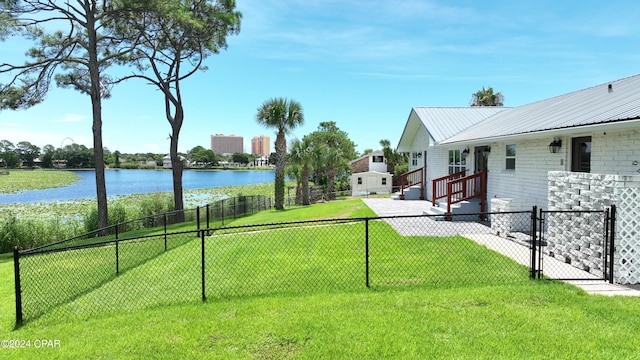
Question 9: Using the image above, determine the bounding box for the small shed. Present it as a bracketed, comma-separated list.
[350, 171, 392, 196]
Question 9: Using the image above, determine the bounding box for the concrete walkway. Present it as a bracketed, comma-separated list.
[362, 198, 640, 296]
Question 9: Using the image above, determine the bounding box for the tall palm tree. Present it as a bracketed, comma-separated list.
[470, 86, 504, 106]
[256, 98, 304, 210]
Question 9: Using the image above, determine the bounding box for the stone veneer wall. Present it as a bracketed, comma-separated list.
[490, 198, 531, 238]
[548, 171, 640, 284]
[490, 198, 513, 238]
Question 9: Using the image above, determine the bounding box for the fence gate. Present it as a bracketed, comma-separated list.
[532, 206, 616, 282]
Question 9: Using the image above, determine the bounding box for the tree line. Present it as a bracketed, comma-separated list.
[0, 139, 271, 169]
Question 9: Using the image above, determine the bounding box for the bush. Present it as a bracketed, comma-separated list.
[83, 208, 99, 234]
[109, 204, 126, 225]
[139, 193, 173, 227]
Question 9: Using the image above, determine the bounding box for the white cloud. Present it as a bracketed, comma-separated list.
[0, 122, 23, 128]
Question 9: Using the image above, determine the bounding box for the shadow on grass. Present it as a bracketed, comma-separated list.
[18, 231, 199, 326]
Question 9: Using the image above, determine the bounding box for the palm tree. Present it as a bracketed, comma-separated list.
[289, 137, 314, 205]
[470, 86, 504, 106]
[256, 98, 304, 210]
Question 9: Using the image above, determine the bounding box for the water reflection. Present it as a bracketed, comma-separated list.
[0, 169, 273, 204]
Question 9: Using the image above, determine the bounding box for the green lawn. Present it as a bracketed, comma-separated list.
[2, 200, 640, 359]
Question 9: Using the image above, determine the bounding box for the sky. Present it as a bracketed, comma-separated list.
[1, 0, 640, 155]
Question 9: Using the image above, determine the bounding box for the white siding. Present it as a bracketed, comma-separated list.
[591, 129, 640, 175]
[486, 128, 640, 211]
[408, 125, 431, 172]
[425, 146, 448, 200]
[368, 155, 387, 173]
[350, 172, 392, 196]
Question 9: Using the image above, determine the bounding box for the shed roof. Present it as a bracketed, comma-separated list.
[442, 74, 640, 144]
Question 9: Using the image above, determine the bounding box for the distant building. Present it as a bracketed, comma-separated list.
[210, 134, 243, 155]
[251, 135, 270, 156]
[163, 155, 185, 168]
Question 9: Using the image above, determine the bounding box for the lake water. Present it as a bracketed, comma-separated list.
[0, 169, 274, 204]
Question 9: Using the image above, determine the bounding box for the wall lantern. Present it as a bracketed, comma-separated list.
[461, 147, 470, 158]
[549, 137, 562, 153]
[481, 146, 491, 157]
[417, 151, 422, 158]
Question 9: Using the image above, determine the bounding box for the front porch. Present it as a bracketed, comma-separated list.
[394, 168, 488, 218]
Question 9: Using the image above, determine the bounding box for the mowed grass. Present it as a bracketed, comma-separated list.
[0, 170, 79, 194]
[2, 200, 640, 358]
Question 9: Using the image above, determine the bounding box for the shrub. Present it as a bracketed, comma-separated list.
[84, 208, 99, 234]
[0, 215, 81, 252]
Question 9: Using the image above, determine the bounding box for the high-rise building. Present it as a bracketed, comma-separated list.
[251, 135, 270, 156]
[210, 134, 243, 155]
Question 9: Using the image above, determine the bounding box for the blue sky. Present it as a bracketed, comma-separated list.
[1, 0, 639, 155]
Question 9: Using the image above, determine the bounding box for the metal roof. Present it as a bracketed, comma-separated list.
[397, 107, 508, 150]
[441, 74, 640, 144]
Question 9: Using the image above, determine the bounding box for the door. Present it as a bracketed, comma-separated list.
[474, 146, 489, 173]
[474, 146, 490, 212]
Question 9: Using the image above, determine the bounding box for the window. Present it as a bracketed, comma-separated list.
[505, 144, 516, 170]
[571, 136, 591, 173]
[357, 177, 362, 185]
[372, 155, 384, 163]
[382, 178, 387, 185]
[411, 152, 419, 166]
[448, 150, 466, 174]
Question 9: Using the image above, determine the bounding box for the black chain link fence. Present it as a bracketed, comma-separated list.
[22, 195, 272, 254]
[537, 208, 615, 281]
[14, 211, 560, 325]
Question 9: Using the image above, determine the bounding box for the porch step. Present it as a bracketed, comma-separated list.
[392, 185, 423, 200]
[424, 198, 482, 218]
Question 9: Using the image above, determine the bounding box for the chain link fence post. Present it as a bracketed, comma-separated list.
[196, 206, 201, 235]
[163, 213, 168, 251]
[206, 204, 210, 229]
[201, 230, 206, 301]
[14, 246, 23, 326]
[530, 206, 537, 279]
[115, 225, 120, 274]
[608, 205, 616, 284]
[221, 199, 225, 226]
[365, 218, 370, 288]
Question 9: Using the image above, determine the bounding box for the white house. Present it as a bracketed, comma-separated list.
[396, 73, 640, 283]
[350, 171, 392, 196]
[349, 150, 389, 173]
[349, 150, 393, 196]
[163, 155, 186, 168]
[396, 107, 508, 202]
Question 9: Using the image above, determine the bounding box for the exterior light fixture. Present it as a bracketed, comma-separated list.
[549, 138, 562, 153]
[481, 146, 491, 157]
[461, 147, 470, 158]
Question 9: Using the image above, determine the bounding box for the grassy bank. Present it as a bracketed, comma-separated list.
[0, 182, 277, 252]
[2, 200, 640, 359]
[0, 170, 79, 194]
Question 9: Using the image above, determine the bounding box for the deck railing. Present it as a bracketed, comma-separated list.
[432, 170, 467, 206]
[399, 167, 424, 200]
[432, 170, 487, 216]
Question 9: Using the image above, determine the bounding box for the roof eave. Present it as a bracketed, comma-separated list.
[440, 117, 640, 146]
